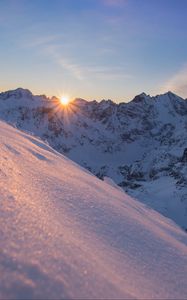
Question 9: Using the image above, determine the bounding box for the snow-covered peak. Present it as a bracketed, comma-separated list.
[14, 87, 33, 96]
[99, 99, 115, 107]
[0, 88, 51, 103]
[165, 90, 183, 99]
[131, 92, 149, 103]
[0, 87, 33, 99]
[73, 97, 87, 106]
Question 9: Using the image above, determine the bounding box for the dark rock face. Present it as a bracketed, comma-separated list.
[181, 148, 187, 162]
[0, 88, 187, 230]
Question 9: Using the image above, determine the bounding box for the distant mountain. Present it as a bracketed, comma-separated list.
[0, 88, 187, 230]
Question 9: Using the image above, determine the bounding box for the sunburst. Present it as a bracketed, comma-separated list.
[60, 96, 70, 106]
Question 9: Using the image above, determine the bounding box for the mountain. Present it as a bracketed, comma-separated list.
[0, 88, 187, 230]
[0, 120, 187, 299]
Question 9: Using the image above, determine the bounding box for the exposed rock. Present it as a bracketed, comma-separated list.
[0, 88, 187, 229]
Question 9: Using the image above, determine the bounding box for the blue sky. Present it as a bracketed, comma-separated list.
[0, 0, 187, 102]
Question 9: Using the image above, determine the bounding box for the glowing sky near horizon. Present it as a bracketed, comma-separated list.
[0, 0, 187, 102]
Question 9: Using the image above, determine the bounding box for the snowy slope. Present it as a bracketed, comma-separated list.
[0, 120, 187, 299]
[0, 88, 187, 231]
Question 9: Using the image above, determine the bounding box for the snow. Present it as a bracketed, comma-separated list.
[130, 176, 187, 230]
[0, 88, 187, 230]
[0, 120, 187, 299]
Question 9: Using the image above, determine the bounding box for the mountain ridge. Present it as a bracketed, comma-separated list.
[1, 87, 186, 104]
[0, 87, 186, 230]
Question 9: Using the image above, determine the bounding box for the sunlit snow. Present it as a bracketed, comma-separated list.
[0, 120, 187, 299]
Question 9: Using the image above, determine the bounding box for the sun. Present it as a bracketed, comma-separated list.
[60, 96, 70, 106]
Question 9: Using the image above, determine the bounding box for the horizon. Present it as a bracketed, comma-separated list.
[0, 0, 187, 102]
[0, 86, 186, 104]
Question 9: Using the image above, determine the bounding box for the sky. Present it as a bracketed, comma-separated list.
[0, 0, 187, 102]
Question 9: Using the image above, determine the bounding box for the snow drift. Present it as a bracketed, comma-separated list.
[0, 120, 187, 299]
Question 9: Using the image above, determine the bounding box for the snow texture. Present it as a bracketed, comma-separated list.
[0, 120, 187, 299]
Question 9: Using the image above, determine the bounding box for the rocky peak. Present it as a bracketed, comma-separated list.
[131, 92, 149, 103]
[4, 88, 33, 99]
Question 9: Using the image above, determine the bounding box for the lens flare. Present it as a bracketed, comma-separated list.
[60, 96, 69, 106]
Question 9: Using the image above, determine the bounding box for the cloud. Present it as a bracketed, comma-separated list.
[19, 32, 84, 80]
[161, 64, 187, 98]
[58, 58, 84, 80]
[83, 65, 132, 81]
[51, 52, 132, 82]
[19, 27, 132, 82]
[38, 41, 132, 82]
[23, 34, 63, 48]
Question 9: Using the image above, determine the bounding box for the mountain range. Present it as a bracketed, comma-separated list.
[0, 88, 186, 230]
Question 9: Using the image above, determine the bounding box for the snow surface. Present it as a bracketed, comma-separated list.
[0, 120, 187, 299]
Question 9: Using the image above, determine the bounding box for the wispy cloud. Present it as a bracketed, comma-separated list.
[18, 30, 84, 80]
[83, 65, 132, 81]
[46, 45, 132, 81]
[17, 19, 132, 83]
[23, 34, 63, 48]
[58, 58, 84, 80]
[161, 64, 187, 98]
[21, 31, 132, 82]
[44, 44, 85, 80]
